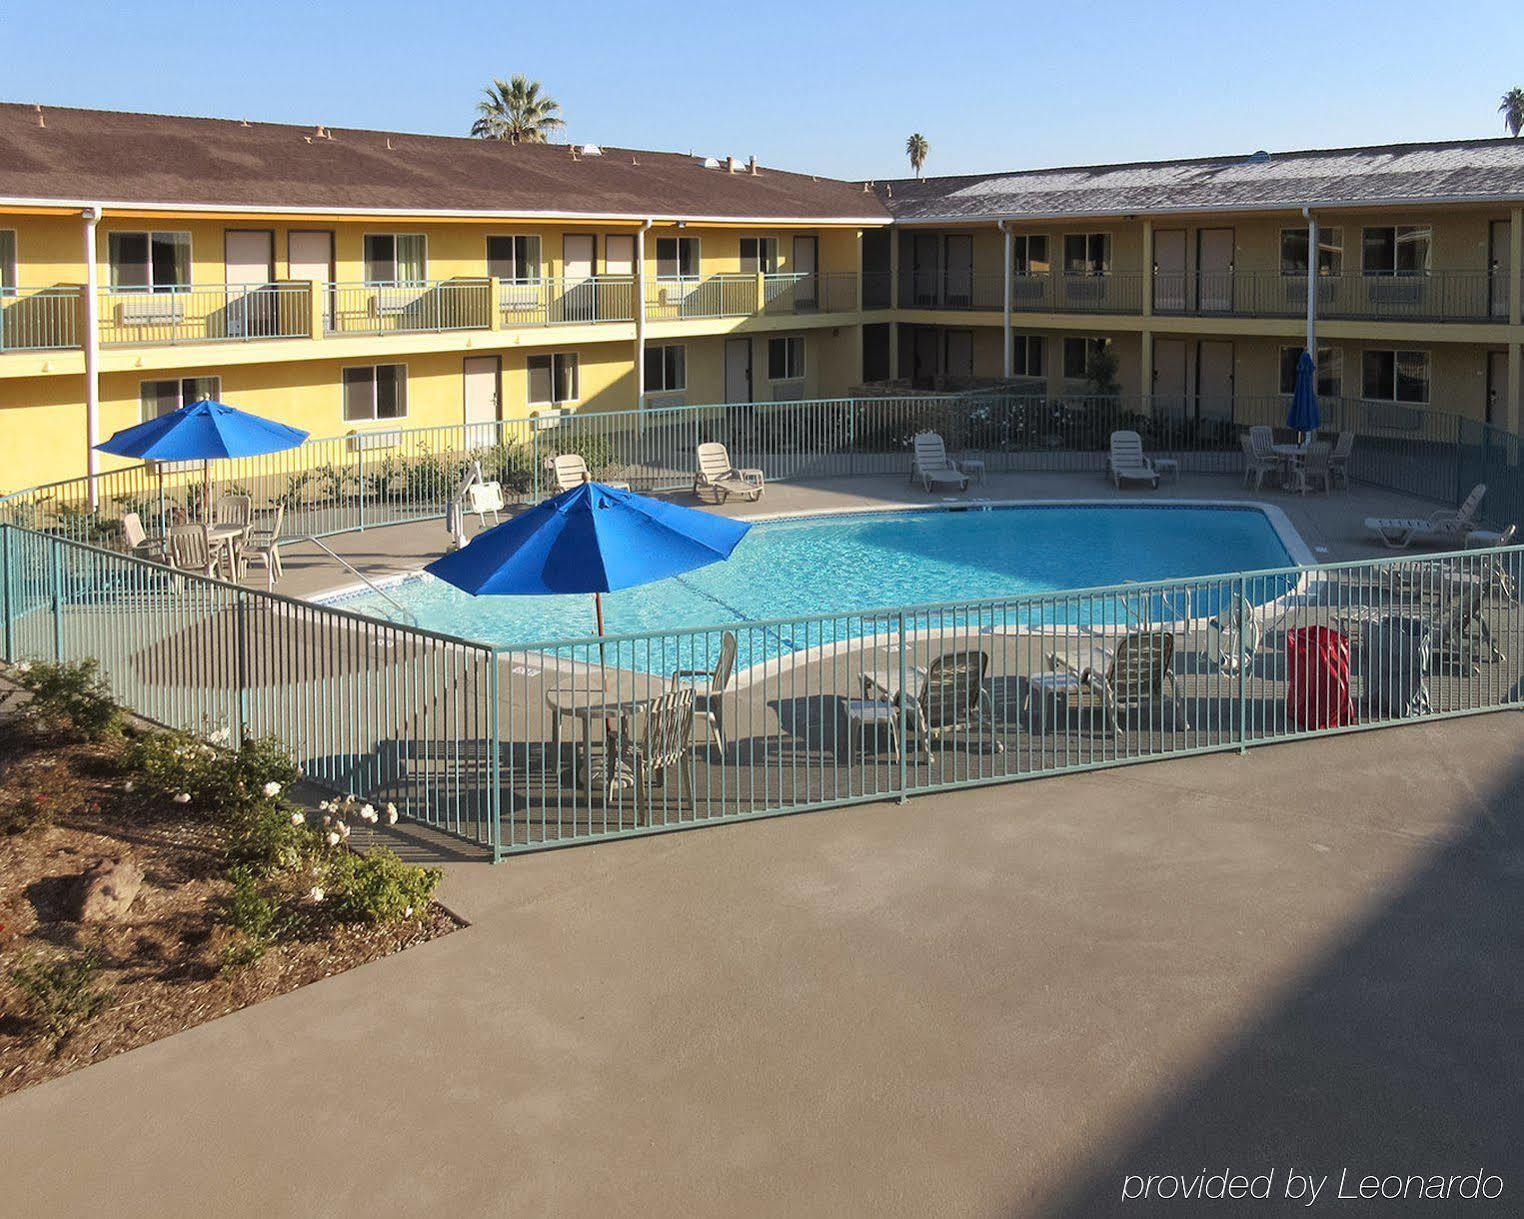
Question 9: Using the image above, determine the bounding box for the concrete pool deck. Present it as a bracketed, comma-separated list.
[0, 711, 1519, 1217]
[272, 471, 1448, 603]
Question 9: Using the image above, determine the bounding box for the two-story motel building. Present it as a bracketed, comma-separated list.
[4, 102, 1524, 492]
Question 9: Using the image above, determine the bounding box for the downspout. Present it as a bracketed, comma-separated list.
[635, 219, 653, 407]
[998, 220, 1012, 378]
[82, 205, 101, 503]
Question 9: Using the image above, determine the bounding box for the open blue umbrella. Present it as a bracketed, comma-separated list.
[424, 480, 751, 636]
[1287, 349, 1321, 441]
[95, 398, 309, 523]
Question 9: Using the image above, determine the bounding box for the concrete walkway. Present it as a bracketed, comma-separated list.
[1, 711, 1520, 1217]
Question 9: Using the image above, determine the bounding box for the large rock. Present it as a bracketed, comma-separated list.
[72, 858, 144, 923]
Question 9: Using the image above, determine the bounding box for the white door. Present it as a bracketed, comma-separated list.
[1153, 338, 1189, 414]
[1196, 340, 1235, 418]
[463, 356, 501, 446]
[1486, 350, 1508, 425]
[1198, 228, 1234, 313]
[288, 230, 334, 331]
[1153, 230, 1187, 312]
[725, 338, 752, 403]
[1489, 221, 1511, 319]
[563, 234, 596, 322]
[792, 235, 818, 309]
[225, 230, 274, 337]
[943, 329, 974, 378]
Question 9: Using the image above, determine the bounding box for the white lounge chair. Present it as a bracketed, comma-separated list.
[552, 453, 628, 494]
[909, 431, 969, 493]
[694, 442, 764, 503]
[1031, 629, 1189, 736]
[1365, 484, 1487, 549]
[1108, 430, 1160, 489]
[846, 649, 1003, 763]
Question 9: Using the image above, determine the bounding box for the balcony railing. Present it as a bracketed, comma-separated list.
[499, 276, 635, 327]
[1153, 269, 1506, 323]
[898, 271, 1145, 314]
[0, 287, 79, 352]
[98, 284, 312, 347]
[327, 279, 494, 337]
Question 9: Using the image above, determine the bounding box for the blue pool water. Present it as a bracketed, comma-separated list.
[326, 505, 1298, 668]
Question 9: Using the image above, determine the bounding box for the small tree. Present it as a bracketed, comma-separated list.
[472, 76, 566, 144]
[1501, 88, 1524, 137]
[1084, 344, 1121, 398]
[905, 133, 929, 179]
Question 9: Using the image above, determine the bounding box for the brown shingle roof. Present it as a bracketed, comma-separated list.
[0, 103, 890, 222]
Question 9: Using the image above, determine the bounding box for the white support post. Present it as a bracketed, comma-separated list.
[82, 206, 101, 504]
[1000, 220, 1013, 378]
[635, 220, 651, 408]
[1304, 209, 1318, 358]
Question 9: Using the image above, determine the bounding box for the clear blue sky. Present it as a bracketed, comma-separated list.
[3, 0, 1522, 180]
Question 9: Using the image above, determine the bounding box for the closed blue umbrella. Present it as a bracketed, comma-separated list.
[1286, 349, 1321, 440]
[95, 398, 309, 524]
[425, 481, 750, 635]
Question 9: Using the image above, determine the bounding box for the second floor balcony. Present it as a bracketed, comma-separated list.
[881, 267, 1511, 324]
[0, 286, 81, 352]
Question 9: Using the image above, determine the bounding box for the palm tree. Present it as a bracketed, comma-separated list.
[1500, 88, 1524, 137]
[471, 75, 566, 144]
[906, 133, 929, 179]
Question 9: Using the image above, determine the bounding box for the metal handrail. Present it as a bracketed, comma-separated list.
[297, 534, 418, 625]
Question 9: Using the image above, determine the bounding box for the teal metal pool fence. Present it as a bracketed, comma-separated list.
[1, 523, 1519, 858]
[4, 391, 1522, 548]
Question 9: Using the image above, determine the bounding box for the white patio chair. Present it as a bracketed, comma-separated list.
[909, 431, 969, 493]
[694, 442, 765, 503]
[242, 504, 286, 591]
[1108, 430, 1159, 489]
[1365, 484, 1487, 549]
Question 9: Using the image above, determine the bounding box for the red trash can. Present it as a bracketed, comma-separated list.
[1285, 625, 1355, 729]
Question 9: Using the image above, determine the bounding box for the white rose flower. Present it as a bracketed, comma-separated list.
[338, 822, 351, 839]
[309, 887, 325, 903]
[123, 780, 136, 793]
[16, 661, 31, 673]
[262, 781, 282, 798]
[386, 805, 399, 825]
[290, 811, 305, 826]
[172, 792, 191, 805]
[404, 906, 414, 918]
[325, 830, 341, 847]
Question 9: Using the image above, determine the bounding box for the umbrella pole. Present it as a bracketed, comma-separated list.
[202, 460, 212, 525]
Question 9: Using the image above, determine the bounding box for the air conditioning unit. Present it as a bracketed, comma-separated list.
[643, 393, 686, 411]
[347, 428, 403, 452]
[117, 294, 186, 326]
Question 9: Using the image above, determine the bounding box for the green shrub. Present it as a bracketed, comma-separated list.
[218, 867, 278, 969]
[12, 659, 122, 742]
[324, 847, 440, 926]
[10, 951, 113, 1043]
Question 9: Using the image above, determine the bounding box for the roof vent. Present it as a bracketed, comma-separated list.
[35, 104, 44, 129]
[579, 144, 603, 157]
[748, 155, 758, 176]
[699, 156, 722, 169]
[315, 125, 329, 139]
[1247, 149, 1271, 163]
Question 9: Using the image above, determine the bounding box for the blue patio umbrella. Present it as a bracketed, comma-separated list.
[1287, 349, 1321, 440]
[95, 398, 309, 523]
[424, 480, 751, 636]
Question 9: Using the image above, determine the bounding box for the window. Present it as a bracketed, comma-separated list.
[343, 364, 407, 421]
[656, 237, 700, 279]
[140, 376, 220, 422]
[1278, 347, 1343, 397]
[1280, 228, 1343, 275]
[603, 234, 635, 276]
[528, 353, 579, 405]
[1063, 233, 1110, 275]
[108, 231, 190, 290]
[1362, 226, 1430, 275]
[1012, 335, 1044, 378]
[644, 344, 686, 393]
[739, 237, 779, 275]
[487, 235, 541, 283]
[363, 234, 426, 285]
[1012, 235, 1049, 275]
[1362, 350, 1429, 403]
[0, 230, 14, 293]
[1062, 336, 1109, 379]
[768, 335, 805, 381]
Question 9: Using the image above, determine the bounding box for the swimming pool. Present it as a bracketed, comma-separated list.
[323, 504, 1303, 668]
